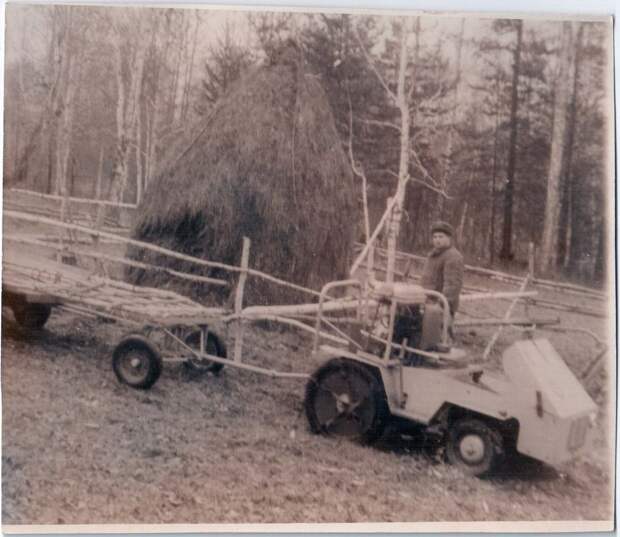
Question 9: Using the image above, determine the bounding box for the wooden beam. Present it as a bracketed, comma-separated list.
[461, 291, 537, 301]
[233, 238, 250, 363]
[8, 187, 138, 209]
[455, 317, 560, 328]
[350, 195, 400, 275]
[240, 297, 366, 319]
[355, 242, 605, 300]
[4, 234, 230, 287]
[528, 298, 607, 319]
[5, 210, 320, 299]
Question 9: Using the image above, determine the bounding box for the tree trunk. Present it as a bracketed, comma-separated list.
[181, 11, 200, 121]
[169, 13, 186, 125]
[12, 16, 28, 185]
[386, 19, 412, 283]
[499, 19, 523, 261]
[559, 23, 584, 271]
[593, 219, 606, 284]
[57, 12, 79, 202]
[458, 168, 475, 244]
[135, 106, 144, 204]
[488, 72, 502, 265]
[144, 14, 163, 189]
[437, 18, 465, 218]
[109, 12, 147, 205]
[540, 22, 573, 274]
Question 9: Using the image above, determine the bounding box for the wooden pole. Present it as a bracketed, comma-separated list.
[233, 237, 250, 363]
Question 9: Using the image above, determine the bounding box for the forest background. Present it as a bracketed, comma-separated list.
[3, 6, 613, 285]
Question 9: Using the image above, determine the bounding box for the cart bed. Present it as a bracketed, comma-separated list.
[2, 248, 226, 327]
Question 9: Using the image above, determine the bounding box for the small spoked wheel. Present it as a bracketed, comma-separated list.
[183, 329, 226, 375]
[304, 358, 388, 445]
[112, 335, 162, 390]
[12, 302, 52, 330]
[446, 418, 505, 477]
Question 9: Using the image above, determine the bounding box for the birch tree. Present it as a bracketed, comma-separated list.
[108, 9, 148, 204]
[354, 17, 450, 280]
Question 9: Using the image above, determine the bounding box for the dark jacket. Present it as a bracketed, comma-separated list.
[420, 245, 464, 314]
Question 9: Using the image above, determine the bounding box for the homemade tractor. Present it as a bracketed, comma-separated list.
[304, 279, 598, 476]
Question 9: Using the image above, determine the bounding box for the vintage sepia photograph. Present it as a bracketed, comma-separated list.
[1, 2, 615, 531]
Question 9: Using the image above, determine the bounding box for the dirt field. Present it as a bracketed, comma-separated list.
[1, 273, 614, 526]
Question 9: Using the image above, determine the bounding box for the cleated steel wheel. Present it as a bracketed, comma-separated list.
[183, 329, 227, 374]
[304, 358, 389, 445]
[446, 418, 505, 477]
[112, 335, 163, 390]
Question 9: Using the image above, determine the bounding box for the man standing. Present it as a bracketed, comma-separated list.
[393, 221, 464, 355]
[421, 221, 464, 317]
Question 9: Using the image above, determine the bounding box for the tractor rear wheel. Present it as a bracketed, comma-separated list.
[304, 358, 389, 445]
[446, 418, 505, 477]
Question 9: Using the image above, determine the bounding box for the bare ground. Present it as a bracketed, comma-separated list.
[1, 278, 614, 526]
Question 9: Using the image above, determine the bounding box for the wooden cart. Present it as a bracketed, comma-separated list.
[3, 209, 356, 388]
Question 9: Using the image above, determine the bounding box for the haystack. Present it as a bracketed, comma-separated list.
[127, 42, 356, 305]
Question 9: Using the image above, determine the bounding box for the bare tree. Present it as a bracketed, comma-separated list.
[540, 22, 574, 274]
[499, 19, 523, 261]
[354, 17, 450, 280]
[108, 9, 148, 204]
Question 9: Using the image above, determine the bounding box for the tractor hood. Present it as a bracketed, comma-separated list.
[503, 338, 597, 420]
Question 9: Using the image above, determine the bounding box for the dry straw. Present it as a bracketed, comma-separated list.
[128, 41, 357, 305]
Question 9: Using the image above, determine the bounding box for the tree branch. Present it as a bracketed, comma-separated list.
[373, 167, 450, 199]
[361, 118, 401, 132]
[353, 24, 397, 104]
[409, 145, 440, 187]
[411, 178, 452, 199]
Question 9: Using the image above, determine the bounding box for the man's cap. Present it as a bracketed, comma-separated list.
[431, 221, 455, 237]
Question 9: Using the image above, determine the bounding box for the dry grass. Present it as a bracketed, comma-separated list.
[128, 43, 356, 305]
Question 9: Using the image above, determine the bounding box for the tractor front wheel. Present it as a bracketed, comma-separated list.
[446, 418, 505, 477]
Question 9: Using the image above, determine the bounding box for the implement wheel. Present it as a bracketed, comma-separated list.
[12, 302, 52, 330]
[112, 335, 162, 390]
[183, 330, 226, 375]
[304, 358, 389, 445]
[446, 418, 505, 477]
